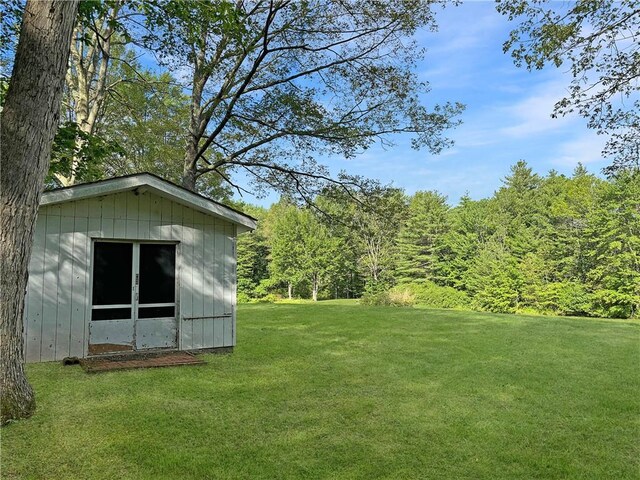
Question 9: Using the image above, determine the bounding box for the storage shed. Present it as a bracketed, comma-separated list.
[23, 173, 257, 362]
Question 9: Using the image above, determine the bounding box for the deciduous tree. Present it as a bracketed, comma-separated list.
[1, 0, 79, 425]
[142, 0, 463, 197]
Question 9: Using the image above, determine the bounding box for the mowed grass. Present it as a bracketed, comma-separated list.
[2, 302, 639, 479]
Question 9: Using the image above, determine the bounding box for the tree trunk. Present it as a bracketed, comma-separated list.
[312, 275, 318, 302]
[0, 0, 79, 426]
[56, 2, 120, 187]
[287, 282, 293, 300]
[182, 138, 199, 191]
[182, 51, 207, 192]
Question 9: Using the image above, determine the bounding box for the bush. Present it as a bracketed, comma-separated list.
[254, 293, 278, 303]
[237, 292, 252, 304]
[471, 282, 519, 314]
[590, 290, 638, 319]
[360, 289, 415, 307]
[398, 281, 470, 309]
[538, 282, 592, 316]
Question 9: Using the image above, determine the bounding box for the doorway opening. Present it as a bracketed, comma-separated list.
[89, 241, 177, 355]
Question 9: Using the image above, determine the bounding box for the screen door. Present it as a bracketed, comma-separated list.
[89, 242, 135, 354]
[89, 241, 177, 354]
[135, 243, 177, 349]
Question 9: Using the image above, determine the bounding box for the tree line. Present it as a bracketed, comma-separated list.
[236, 161, 639, 319]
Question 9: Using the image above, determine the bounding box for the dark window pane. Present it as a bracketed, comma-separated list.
[92, 308, 131, 321]
[139, 244, 175, 304]
[138, 306, 175, 319]
[92, 242, 132, 305]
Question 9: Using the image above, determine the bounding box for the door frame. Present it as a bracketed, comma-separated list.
[87, 238, 180, 355]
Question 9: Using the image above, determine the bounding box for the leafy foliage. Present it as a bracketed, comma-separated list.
[265, 200, 346, 301]
[395, 281, 469, 309]
[497, 0, 640, 173]
[359, 290, 415, 307]
[47, 122, 124, 188]
[235, 205, 270, 300]
[319, 186, 408, 292]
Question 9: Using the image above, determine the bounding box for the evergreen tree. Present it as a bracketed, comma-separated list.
[494, 160, 542, 260]
[536, 165, 601, 283]
[436, 196, 496, 289]
[395, 191, 449, 283]
[465, 238, 522, 313]
[586, 172, 640, 318]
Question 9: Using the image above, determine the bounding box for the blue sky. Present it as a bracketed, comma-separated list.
[238, 1, 609, 207]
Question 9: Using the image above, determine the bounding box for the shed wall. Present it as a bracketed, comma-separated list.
[24, 190, 236, 362]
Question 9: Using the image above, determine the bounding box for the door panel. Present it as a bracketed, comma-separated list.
[135, 243, 177, 350]
[88, 319, 135, 354]
[89, 242, 134, 354]
[136, 318, 177, 349]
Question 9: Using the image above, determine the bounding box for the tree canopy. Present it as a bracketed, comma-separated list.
[140, 0, 464, 197]
[497, 0, 640, 174]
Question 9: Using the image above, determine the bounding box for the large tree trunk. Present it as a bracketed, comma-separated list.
[0, 0, 79, 426]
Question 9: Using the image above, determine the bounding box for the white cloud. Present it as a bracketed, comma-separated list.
[498, 78, 575, 138]
[551, 132, 607, 166]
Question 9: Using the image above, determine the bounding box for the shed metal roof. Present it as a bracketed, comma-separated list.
[41, 173, 257, 232]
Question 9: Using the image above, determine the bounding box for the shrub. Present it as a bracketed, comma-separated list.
[590, 290, 638, 319]
[470, 280, 520, 314]
[360, 289, 415, 307]
[237, 292, 251, 304]
[255, 293, 278, 303]
[538, 282, 592, 316]
[397, 281, 470, 309]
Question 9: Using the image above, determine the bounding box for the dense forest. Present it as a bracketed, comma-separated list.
[236, 161, 640, 319]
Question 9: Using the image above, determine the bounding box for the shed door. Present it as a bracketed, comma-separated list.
[89, 242, 135, 354]
[135, 243, 177, 350]
[89, 241, 177, 355]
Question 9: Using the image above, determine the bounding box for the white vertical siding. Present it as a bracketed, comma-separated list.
[191, 213, 205, 349]
[55, 207, 75, 359]
[25, 190, 239, 362]
[70, 216, 88, 357]
[231, 224, 238, 346]
[223, 224, 234, 346]
[41, 213, 60, 362]
[213, 224, 225, 347]
[203, 215, 215, 348]
[25, 216, 46, 362]
[179, 203, 192, 350]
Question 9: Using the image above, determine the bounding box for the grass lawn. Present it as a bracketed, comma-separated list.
[2, 301, 639, 479]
